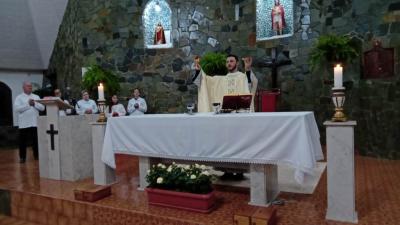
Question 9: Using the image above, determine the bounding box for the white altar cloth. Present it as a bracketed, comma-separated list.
[101, 112, 323, 183]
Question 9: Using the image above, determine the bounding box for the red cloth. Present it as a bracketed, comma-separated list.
[271, 4, 286, 31]
[154, 25, 166, 44]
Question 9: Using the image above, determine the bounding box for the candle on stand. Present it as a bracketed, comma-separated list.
[98, 83, 105, 100]
[333, 64, 343, 88]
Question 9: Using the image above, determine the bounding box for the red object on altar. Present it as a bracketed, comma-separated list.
[256, 89, 280, 112]
[146, 188, 216, 213]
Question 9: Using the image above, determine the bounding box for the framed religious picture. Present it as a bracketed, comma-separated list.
[256, 0, 294, 41]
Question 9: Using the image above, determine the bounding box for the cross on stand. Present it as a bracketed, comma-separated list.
[46, 124, 58, 151]
[257, 47, 291, 88]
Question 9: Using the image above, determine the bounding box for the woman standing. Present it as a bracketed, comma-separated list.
[108, 95, 126, 117]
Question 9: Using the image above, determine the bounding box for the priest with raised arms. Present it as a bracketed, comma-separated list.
[192, 54, 258, 112]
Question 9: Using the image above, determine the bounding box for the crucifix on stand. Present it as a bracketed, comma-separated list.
[258, 47, 292, 89]
[256, 47, 291, 112]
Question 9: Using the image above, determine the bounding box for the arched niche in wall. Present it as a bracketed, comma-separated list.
[143, 0, 173, 49]
[0, 82, 13, 126]
[256, 0, 295, 41]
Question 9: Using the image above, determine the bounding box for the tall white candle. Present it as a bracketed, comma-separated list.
[98, 83, 105, 100]
[334, 64, 343, 88]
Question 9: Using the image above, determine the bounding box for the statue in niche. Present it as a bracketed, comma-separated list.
[271, 0, 286, 36]
[154, 22, 166, 45]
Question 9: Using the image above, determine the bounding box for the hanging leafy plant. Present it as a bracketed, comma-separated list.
[309, 34, 359, 71]
[200, 52, 228, 76]
[82, 65, 120, 99]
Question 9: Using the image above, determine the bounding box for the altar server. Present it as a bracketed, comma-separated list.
[75, 90, 98, 115]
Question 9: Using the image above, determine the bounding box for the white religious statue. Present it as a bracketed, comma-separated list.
[127, 88, 147, 115]
[192, 54, 258, 112]
[75, 90, 98, 115]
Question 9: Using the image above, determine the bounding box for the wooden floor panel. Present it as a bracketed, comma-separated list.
[0, 148, 399, 224]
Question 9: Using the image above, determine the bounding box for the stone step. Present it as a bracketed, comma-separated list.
[0, 215, 43, 225]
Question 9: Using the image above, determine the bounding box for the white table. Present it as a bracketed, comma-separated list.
[101, 112, 323, 206]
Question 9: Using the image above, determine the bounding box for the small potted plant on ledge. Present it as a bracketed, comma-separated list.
[145, 162, 216, 213]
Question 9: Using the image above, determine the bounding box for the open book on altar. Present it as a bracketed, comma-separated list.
[221, 94, 252, 112]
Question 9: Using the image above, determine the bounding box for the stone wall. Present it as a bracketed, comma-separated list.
[49, 0, 400, 159]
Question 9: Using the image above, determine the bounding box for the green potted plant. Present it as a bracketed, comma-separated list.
[82, 65, 121, 99]
[309, 34, 359, 71]
[146, 162, 216, 213]
[199, 52, 228, 76]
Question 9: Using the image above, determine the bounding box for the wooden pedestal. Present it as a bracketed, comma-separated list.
[233, 205, 277, 225]
[252, 207, 277, 225]
[74, 184, 111, 202]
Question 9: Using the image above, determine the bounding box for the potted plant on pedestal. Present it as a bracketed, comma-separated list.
[145, 162, 216, 213]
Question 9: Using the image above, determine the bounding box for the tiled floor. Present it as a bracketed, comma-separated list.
[0, 214, 42, 225]
[0, 148, 400, 224]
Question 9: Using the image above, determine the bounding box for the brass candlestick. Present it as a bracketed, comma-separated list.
[331, 87, 347, 122]
[97, 99, 107, 123]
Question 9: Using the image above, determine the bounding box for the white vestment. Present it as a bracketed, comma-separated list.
[127, 97, 147, 115]
[106, 103, 126, 117]
[75, 99, 98, 115]
[194, 70, 258, 112]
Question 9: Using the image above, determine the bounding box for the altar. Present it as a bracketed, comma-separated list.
[101, 112, 323, 206]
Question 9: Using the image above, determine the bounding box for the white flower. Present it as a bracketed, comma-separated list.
[195, 163, 200, 168]
[156, 177, 163, 184]
[200, 165, 206, 170]
[201, 171, 210, 176]
[184, 165, 190, 170]
[147, 169, 150, 174]
[167, 166, 172, 172]
[157, 163, 166, 169]
[190, 174, 197, 179]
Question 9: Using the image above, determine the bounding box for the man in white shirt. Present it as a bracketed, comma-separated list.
[127, 88, 147, 115]
[14, 81, 45, 163]
[75, 90, 98, 115]
[54, 89, 72, 116]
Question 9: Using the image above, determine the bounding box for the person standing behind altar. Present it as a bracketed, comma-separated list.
[75, 90, 98, 115]
[127, 88, 147, 115]
[192, 54, 258, 112]
[54, 89, 72, 116]
[14, 81, 45, 163]
[107, 95, 126, 117]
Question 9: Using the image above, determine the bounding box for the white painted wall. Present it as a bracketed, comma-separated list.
[0, 0, 68, 70]
[0, 71, 43, 126]
[28, 0, 69, 68]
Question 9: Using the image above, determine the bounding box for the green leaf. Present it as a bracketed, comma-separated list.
[309, 34, 359, 72]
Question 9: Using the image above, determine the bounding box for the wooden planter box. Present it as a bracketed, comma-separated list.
[145, 188, 216, 213]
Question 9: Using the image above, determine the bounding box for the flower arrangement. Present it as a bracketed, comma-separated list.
[146, 162, 214, 194]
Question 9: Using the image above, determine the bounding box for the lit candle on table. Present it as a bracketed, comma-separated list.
[98, 83, 105, 100]
[334, 64, 343, 88]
